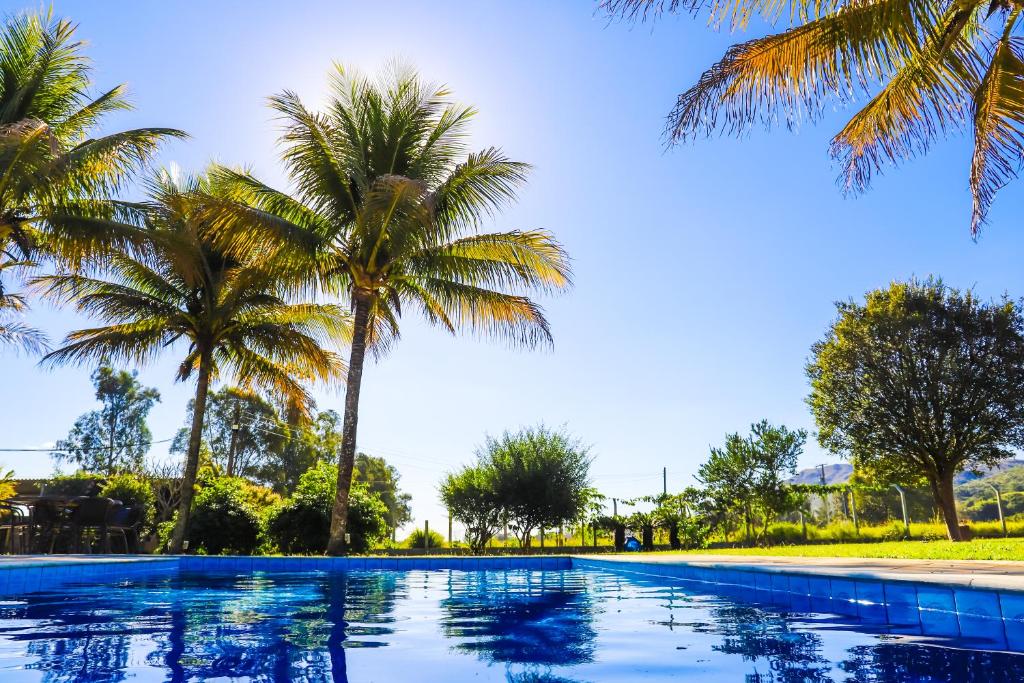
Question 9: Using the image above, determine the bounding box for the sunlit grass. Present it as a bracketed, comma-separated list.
[669, 537, 1024, 561]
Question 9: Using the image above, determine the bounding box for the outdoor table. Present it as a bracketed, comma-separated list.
[2, 496, 79, 554]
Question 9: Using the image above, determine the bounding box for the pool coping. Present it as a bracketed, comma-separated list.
[574, 554, 1024, 593]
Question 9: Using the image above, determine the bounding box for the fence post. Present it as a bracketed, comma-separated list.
[424, 520, 430, 550]
[849, 487, 859, 534]
[891, 485, 910, 539]
[988, 483, 1008, 537]
[593, 522, 598, 548]
[448, 512, 452, 546]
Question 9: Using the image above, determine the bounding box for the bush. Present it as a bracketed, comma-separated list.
[187, 477, 262, 555]
[264, 461, 389, 554]
[99, 473, 156, 531]
[404, 528, 445, 549]
[44, 472, 104, 497]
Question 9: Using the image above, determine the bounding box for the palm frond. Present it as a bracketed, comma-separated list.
[830, 3, 984, 191]
[431, 148, 531, 233]
[668, 0, 932, 142]
[0, 315, 48, 355]
[969, 33, 1024, 235]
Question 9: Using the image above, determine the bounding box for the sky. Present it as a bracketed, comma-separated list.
[3, 1, 1024, 538]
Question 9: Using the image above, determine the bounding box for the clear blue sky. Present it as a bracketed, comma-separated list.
[4, 1, 1023, 536]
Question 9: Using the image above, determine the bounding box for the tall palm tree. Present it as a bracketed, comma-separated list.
[604, 0, 1024, 235]
[208, 64, 572, 554]
[34, 171, 350, 553]
[0, 10, 183, 350]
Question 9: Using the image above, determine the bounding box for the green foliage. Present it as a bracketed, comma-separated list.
[171, 387, 284, 483]
[440, 464, 502, 552]
[808, 278, 1024, 539]
[698, 420, 806, 545]
[44, 472, 104, 497]
[403, 528, 446, 549]
[53, 366, 160, 475]
[187, 477, 262, 555]
[99, 473, 156, 531]
[355, 453, 412, 532]
[264, 462, 389, 554]
[487, 425, 592, 547]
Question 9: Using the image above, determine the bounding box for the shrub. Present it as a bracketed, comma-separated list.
[187, 477, 262, 555]
[404, 528, 445, 549]
[264, 461, 389, 554]
[44, 472, 104, 497]
[99, 473, 156, 531]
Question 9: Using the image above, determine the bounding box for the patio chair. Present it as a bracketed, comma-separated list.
[28, 498, 65, 554]
[108, 504, 143, 554]
[66, 497, 117, 554]
[0, 503, 29, 554]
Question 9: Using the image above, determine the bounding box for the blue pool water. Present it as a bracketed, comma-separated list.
[0, 568, 1020, 682]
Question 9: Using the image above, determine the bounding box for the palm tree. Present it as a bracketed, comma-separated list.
[34, 171, 350, 553]
[0, 256, 46, 354]
[604, 0, 1024, 235]
[207, 64, 572, 554]
[0, 10, 183, 351]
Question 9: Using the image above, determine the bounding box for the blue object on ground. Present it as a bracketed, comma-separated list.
[624, 536, 642, 551]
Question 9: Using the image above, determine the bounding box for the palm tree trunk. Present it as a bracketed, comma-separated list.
[169, 349, 213, 554]
[327, 293, 371, 555]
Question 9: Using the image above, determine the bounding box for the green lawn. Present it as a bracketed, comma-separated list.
[669, 537, 1024, 561]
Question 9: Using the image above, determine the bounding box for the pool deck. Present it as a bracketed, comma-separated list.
[585, 554, 1024, 592]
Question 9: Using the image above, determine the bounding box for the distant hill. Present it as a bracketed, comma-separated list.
[790, 463, 852, 485]
[789, 460, 1024, 487]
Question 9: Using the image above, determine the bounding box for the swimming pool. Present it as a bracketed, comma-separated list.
[0, 558, 1020, 682]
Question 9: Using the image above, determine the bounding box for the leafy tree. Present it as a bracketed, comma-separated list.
[99, 473, 157, 532]
[603, 0, 1024, 234]
[171, 387, 285, 482]
[265, 461, 389, 553]
[354, 453, 412, 533]
[697, 433, 757, 541]
[440, 463, 503, 552]
[808, 278, 1024, 540]
[36, 171, 349, 553]
[0, 10, 182, 352]
[747, 421, 806, 541]
[698, 421, 805, 545]
[53, 366, 160, 474]
[207, 64, 571, 553]
[486, 426, 592, 547]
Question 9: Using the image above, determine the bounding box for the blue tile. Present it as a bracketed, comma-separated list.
[884, 583, 920, 628]
[541, 557, 559, 570]
[364, 557, 382, 570]
[509, 557, 527, 570]
[788, 575, 810, 597]
[917, 586, 960, 637]
[770, 573, 789, 594]
[754, 572, 773, 592]
[463, 558, 481, 571]
[831, 579, 856, 604]
[955, 589, 1006, 647]
[381, 558, 398, 571]
[1001, 593, 1024, 650]
[808, 577, 831, 599]
[410, 559, 429, 571]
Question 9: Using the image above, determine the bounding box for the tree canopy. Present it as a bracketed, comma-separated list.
[808, 278, 1024, 540]
[53, 365, 160, 474]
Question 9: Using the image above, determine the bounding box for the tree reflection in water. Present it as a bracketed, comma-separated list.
[841, 642, 1024, 682]
[439, 570, 597, 669]
[6, 571, 401, 683]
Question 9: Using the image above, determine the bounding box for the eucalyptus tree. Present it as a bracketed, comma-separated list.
[35, 171, 349, 552]
[605, 0, 1024, 234]
[0, 10, 183, 350]
[209, 64, 572, 553]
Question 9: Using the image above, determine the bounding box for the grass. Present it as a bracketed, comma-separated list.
[673, 537, 1024, 561]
